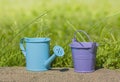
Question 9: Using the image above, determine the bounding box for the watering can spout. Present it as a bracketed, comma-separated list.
[44, 46, 64, 68]
[44, 54, 57, 68]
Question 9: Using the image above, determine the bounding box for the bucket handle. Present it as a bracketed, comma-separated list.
[74, 30, 92, 42]
[20, 38, 26, 56]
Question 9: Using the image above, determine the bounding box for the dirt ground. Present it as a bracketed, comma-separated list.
[0, 67, 120, 82]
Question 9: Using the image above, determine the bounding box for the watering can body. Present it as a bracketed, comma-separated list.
[20, 38, 64, 71]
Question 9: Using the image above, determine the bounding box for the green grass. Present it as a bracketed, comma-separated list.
[0, 0, 120, 69]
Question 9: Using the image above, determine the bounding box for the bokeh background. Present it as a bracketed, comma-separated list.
[0, 0, 120, 69]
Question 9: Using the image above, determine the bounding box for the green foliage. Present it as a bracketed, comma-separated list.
[0, 0, 120, 69]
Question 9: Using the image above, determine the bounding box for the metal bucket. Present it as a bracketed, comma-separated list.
[70, 30, 98, 73]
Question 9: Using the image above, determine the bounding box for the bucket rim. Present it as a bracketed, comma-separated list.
[69, 42, 98, 48]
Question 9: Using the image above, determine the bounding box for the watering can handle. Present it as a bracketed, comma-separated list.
[20, 38, 26, 56]
[74, 30, 92, 42]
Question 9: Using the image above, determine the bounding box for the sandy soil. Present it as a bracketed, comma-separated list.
[0, 67, 120, 82]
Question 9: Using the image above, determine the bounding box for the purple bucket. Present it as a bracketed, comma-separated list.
[70, 30, 98, 73]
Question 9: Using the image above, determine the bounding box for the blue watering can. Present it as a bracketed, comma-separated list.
[20, 37, 64, 71]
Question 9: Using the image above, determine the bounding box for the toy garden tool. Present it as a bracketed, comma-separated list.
[70, 30, 98, 73]
[20, 37, 64, 71]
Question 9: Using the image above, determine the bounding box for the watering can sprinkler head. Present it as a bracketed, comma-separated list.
[44, 45, 64, 68]
[53, 45, 64, 56]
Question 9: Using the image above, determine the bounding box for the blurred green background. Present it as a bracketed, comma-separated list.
[0, 0, 120, 69]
